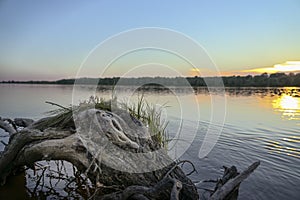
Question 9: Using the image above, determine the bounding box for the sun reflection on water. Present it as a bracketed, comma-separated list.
[272, 93, 300, 120]
[265, 136, 300, 159]
[265, 89, 300, 159]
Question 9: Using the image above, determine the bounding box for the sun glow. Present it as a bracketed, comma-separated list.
[188, 68, 200, 76]
[243, 61, 300, 74]
[274, 61, 300, 72]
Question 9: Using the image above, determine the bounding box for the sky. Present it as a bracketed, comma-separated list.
[0, 0, 300, 80]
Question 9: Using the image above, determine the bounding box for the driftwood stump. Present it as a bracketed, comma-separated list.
[0, 108, 260, 199]
[0, 109, 198, 199]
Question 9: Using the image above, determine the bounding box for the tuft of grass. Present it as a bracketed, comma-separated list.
[121, 95, 169, 148]
[39, 95, 169, 148]
[36, 96, 112, 130]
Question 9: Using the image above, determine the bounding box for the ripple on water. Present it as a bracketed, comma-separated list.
[264, 135, 300, 159]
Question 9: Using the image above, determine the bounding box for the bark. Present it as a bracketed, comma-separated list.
[14, 118, 34, 127]
[0, 117, 17, 135]
[0, 109, 198, 199]
[0, 128, 73, 185]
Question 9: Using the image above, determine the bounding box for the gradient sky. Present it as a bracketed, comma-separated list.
[0, 0, 300, 80]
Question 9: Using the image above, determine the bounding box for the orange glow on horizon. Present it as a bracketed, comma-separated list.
[188, 68, 200, 77]
[243, 61, 300, 75]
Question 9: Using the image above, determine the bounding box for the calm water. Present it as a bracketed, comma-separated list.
[0, 84, 299, 199]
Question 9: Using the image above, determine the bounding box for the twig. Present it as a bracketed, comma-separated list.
[0, 140, 8, 146]
[180, 160, 198, 176]
[45, 101, 71, 111]
[88, 188, 100, 200]
[196, 186, 215, 192]
[194, 179, 218, 185]
[33, 165, 47, 194]
[163, 160, 197, 179]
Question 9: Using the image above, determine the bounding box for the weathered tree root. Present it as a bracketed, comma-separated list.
[0, 112, 198, 199]
[99, 174, 182, 200]
[0, 111, 260, 200]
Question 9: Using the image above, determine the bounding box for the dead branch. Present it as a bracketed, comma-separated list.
[0, 117, 17, 135]
[14, 118, 34, 127]
[209, 161, 260, 200]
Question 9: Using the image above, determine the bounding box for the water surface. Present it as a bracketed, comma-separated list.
[0, 84, 299, 199]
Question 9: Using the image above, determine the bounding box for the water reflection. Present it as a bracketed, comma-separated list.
[264, 89, 300, 159]
[272, 94, 300, 120]
[1, 85, 300, 199]
[265, 136, 300, 159]
[193, 87, 300, 97]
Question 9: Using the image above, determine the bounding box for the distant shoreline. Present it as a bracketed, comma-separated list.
[1, 73, 300, 87]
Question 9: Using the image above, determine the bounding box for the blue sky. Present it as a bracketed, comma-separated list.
[0, 0, 299, 80]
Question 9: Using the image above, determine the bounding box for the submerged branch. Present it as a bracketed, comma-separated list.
[210, 161, 260, 200]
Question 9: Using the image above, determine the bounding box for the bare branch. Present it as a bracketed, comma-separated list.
[209, 161, 260, 200]
[14, 118, 34, 127]
[0, 117, 17, 135]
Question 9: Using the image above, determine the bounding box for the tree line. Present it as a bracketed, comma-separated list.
[1, 72, 300, 87]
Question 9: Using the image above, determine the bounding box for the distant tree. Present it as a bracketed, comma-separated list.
[269, 73, 286, 78]
[261, 72, 268, 78]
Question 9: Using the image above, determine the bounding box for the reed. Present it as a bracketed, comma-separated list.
[121, 95, 169, 148]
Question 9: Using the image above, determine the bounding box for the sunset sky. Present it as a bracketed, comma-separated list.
[0, 0, 300, 80]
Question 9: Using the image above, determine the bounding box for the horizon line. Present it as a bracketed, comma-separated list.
[0, 72, 298, 83]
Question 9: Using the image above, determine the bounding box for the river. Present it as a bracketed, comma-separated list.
[0, 84, 299, 199]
